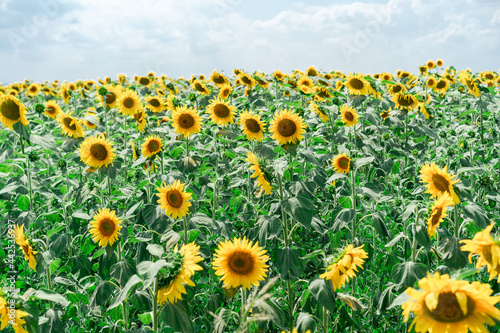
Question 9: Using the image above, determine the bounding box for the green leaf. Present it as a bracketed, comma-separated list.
[91, 281, 114, 306]
[161, 299, 193, 333]
[274, 247, 306, 279]
[138, 312, 153, 325]
[111, 259, 135, 287]
[354, 156, 375, 170]
[385, 232, 407, 248]
[66, 292, 90, 305]
[391, 261, 427, 292]
[372, 213, 390, 238]
[332, 209, 355, 233]
[299, 150, 320, 165]
[439, 237, 468, 269]
[273, 158, 288, 177]
[108, 274, 142, 310]
[17, 195, 30, 211]
[359, 183, 381, 200]
[462, 202, 489, 229]
[50, 258, 61, 275]
[30, 134, 56, 150]
[338, 196, 352, 209]
[32, 289, 69, 307]
[72, 211, 91, 220]
[49, 233, 71, 257]
[308, 277, 336, 313]
[282, 195, 314, 228]
[415, 225, 431, 251]
[13, 121, 30, 141]
[296, 312, 316, 333]
[137, 260, 167, 290]
[146, 244, 165, 258]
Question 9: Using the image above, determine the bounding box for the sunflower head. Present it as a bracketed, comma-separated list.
[436, 59, 444, 67]
[420, 162, 460, 204]
[117, 89, 142, 116]
[218, 84, 232, 100]
[339, 105, 359, 127]
[172, 106, 203, 138]
[320, 244, 368, 290]
[191, 79, 210, 95]
[206, 97, 237, 127]
[426, 193, 454, 238]
[156, 179, 192, 220]
[332, 153, 351, 174]
[0, 95, 29, 129]
[78, 135, 116, 169]
[212, 237, 269, 290]
[145, 95, 164, 113]
[461, 222, 500, 281]
[345, 73, 370, 95]
[142, 135, 163, 158]
[89, 208, 122, 247]
[426, 60, 435, 69]
[270, 109, 307, 145]
[402, 272, 500, 333]
[57, 112, 85, 138]
[392, 92, 420, 111]
[239, 110, 265, 141]
[246, 152, 272, 195]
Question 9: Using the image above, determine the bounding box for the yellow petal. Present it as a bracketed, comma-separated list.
[425, 292, 439, 312]
[455, 291, 468, 316]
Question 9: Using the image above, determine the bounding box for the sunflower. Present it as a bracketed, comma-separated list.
[142, 135, 162, 158]
[402, 272, 500, 333]
[320, 244, 368, 290]
[239, 73, 255, 87]
[426, 76, 437, 88]
[78, 135, 115, 169]
[239, 110, 265, 141]
[206, 97, 237, 127]
[332, 153, 351, 174]
[212, 237, 269, 290]
[0, 297, 28, 333]
[297, 76, 314, 94]
[461, 222, 500, 282]
[246, 152, 272, 194]
[130, 140, 138, 160]
[273, 70, 285, 81]
[26, 83, 40, 97]
[191, 79, 210, 95]
[210, 70, 228, 86]
[426, 60, 435, 69]
[137, 76, 152, 87]
[458, 71, 481, 98]
[345, 73, 370, 95]
[132, 109, 148, 132]
[339, 105, 359, 127]
[436, 59, 444, 67]
[420, 162, 460, 204]
[144, 95, 164, 113]
[380, 109, 391, 120]
[156, 179, 192, 219]
[171, 106, 202, 138]
[157, 242, 203, 304]
[270, 109, 307, 145]
[283, 90, 291, 97]
[217, 83, 232, 100]
[392, 92, 420, 112]
[57, 112, 85, 138]
[387, 83, 406, 95]
[59, 83, 71, 104]
[42, 100, 60, 119]
[309, 102, 329, 122]
[433, 78, 450, 94]
[0, 95, 29, 129]
[117, 89, 142, 116]
[381, 72, 393, 81]
[426, 193, 454, 238]
[89, 208, 122, 247]
[14, 224, 37, 271]
[306, 66, 319, 77]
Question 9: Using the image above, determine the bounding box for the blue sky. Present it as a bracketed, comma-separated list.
[0, 0, 499, 84]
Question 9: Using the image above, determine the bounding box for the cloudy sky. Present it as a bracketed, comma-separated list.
[0, 0, 499, 84]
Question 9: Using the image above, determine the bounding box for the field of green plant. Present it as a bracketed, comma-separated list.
[1, 61, 500, 333]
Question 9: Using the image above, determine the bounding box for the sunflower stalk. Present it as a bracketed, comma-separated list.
[183, 216, 189, 245]
[350, 169, 357, 241]
[152, 276, 159, 332]
[160, 149, 164, 178]
[454, 204, 461, 238]
[322, 307, 329, 333]
[116, 242, 128, 329]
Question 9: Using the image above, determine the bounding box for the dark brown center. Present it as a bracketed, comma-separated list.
[90, 143, 108, 161]
[46, 106, 56, 115]
[432, 174, 449, 192]
[99, 218, 116, 237]
[245, 118, 260, 133]
[393, 85, 402, 93]
[63, 117, 77, 130]
[241, 76, 252, 85]
[106, 92, 116, 104]
[397, 94, 415, 107]
[431, 208, 443, 226]
[166, 189, 183, 208]
[1, 99, 21, 120]
[277, 119, 297, 137]
[436, 80, 446, 89]
[228, 250, 254, 275]
[213, 104, 230, 118]
[338, 156, 349, 169]
[349, 78, 364, 90]
[344, 111, 354, 122]
[148, 140, 160, 153]
[425, 292, 475, 323]
[139, 77, 150, 85]
[149, 98, 160, 107]
[178, 113, 195, 129]
[123, 97, 135, 109]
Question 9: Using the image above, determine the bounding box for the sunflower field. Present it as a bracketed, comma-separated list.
[1, 61, 500, 333]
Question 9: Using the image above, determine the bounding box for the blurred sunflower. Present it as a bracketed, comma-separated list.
[420, 162, 460, 204]
[142, 135, 162, 158]
[458, 71, 481, 98]
[157, 243, 203, 304]
[381, 72, 393, 81]
[117, 89, 142, 116]
[207, 97, 237, 126]
[59, 83, 71, 104]
[78, 135, 115, 169]
[14, 224, 37, 271]
[392, 92, 420, 111]
[239, 73, 255, 87]
[145, 95, 164, 113]
[332, 153, 351, 174]
[89, 208, 122, 247]
[239, 110, 265, 141]
[426, 60, 435, 69]
[345, 73, 370, 95]
[26, 83, 40, 97]
[57, 112, 85, 138]
[297, 76, 314, 94]
[461, 222, 500, 282]
[339, 105, 359, 127]
[306, 66, 319, 76]
[320, 244, 368, 290]
[270, 109, 306, 145]
[309, 102, 329, 122]
[99, 85, 121, 109]
[191, 79, 210, 95]
[156, 179, 192, 219]
[0, 95, 29, 129]
[212, 237, 269, 290]
[387, 82, 406, 95]
[402, 272, 500, 333]
[171, 106, 202, 138]
[137, 76, 152, 87]
[210, 70, 228, 86]
[380, 109, 391, 120]
[273, 70, 285, 81]
[132, 109, 148, 132]
[426, 76, 437, 88]
[246, 152, 272, 194]
[433, 78, 450, 94]
[426, 193, 454, 238]
[0, 296, 28, 333]
[436, 59, 444, 67]
[218, 83, 232, 100]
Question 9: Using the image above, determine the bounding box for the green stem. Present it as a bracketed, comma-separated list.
[183, 216, 189, 245]
[322, 307, 329, 333]
[104, 104, 109, 136]
[19, 133, 25, 155]
[240, 288, 248, 330]
[287, 279, 294, 332]
[350, 170, 357, 241]
[27, 160, 33, 212]
[152, 276, 159, 332]
[160, 149, 164, 178]
[454, 204, 460, 238]
[186, 136, 190, 157]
